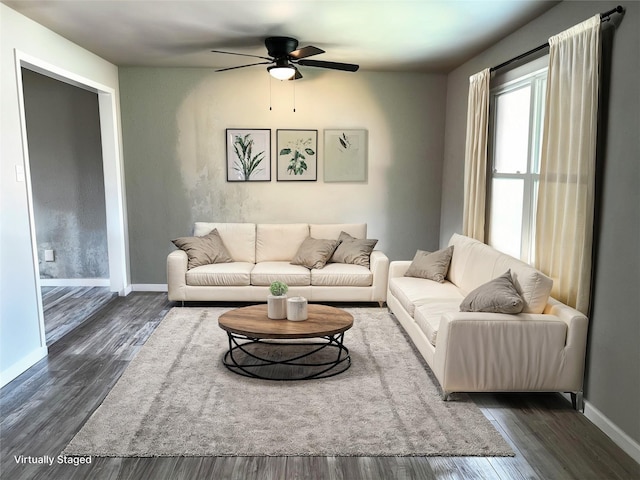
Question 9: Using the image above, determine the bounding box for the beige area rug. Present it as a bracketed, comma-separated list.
[64, 307, 513, 457]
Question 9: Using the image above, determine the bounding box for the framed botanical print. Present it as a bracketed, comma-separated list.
[324, 129, 368, 182]
[276, 129, 318, 181]
[226, 129, 271, 182]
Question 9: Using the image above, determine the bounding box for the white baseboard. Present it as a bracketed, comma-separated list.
[584, 398, 640, 464]
[40, 278, 110, 287]
[559, 392, 640, 464]
[0, 346, 48, 389]
[132, 284, 168, 292]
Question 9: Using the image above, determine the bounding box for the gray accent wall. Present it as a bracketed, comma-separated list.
[22, 69, 109, 280]
[440, 1, 639, 445]
[119, 68, 447, 284]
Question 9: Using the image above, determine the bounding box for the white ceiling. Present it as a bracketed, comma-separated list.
[3, 0, 559, 72]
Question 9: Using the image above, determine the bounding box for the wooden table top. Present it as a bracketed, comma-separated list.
[218, 304, 353, 339]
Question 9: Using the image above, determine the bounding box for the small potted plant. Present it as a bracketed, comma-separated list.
[267, 281, 288, 319]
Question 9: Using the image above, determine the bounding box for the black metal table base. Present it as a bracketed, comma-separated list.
[222, 332, 351, 381]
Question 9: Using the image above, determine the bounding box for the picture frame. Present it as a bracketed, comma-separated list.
[324, 129, 368, 182]
[276, 129, 318, 181]
[226, 129, 271, 182]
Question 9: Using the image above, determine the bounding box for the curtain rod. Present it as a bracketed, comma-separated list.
[490, 5, 624, 73]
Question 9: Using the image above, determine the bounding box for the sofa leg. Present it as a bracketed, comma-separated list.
[378, 301, 385, 308]
[442, 392, 451, 401]
[571, 391, 584, 412]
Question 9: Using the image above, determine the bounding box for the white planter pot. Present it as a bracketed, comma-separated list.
[267, 295, 287, 319]
[287, 296, 308, 321]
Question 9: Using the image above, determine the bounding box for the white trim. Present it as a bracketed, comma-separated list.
[39, 278, 111, 287]
[13, 50, 47, 348]
[584, 399, 640, 464]
[559, 393, 640, 464]
[0, 347, 47, 389]
[13, 49, 132, 357]
[132, 284, 168, 292]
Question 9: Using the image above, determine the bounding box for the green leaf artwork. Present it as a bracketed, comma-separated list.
[233, 134, 265, 181]
[280, 137, 315, 176]
[338, 132, 352, 151]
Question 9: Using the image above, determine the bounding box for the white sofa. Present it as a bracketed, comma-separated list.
[387, 233, 589, 409]
[168, 222, 389, 304]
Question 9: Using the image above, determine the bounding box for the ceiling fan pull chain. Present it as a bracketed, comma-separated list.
[269, 75, 272, 111]
[293, 81, 296, 113]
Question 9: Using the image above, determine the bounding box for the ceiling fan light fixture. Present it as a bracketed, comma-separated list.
[268, 65, 296, 80]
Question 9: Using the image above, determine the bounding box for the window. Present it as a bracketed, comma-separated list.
[487, 67, 547, 263]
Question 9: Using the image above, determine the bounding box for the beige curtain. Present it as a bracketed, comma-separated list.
[462, 68, 491, 241]
[535, 15, 600, 314]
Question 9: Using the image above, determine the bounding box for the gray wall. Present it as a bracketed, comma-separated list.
[440, 1, 639, 444]
[22, 69, 109, 280]
[119, 68, 447, 284]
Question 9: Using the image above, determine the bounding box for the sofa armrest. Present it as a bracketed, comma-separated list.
[389, 260, 412, 278]
[369, 250, 390, 302]
[433, 311, 585, 393]
[544, 298, 589, 379]
[167, 249, 188, 301]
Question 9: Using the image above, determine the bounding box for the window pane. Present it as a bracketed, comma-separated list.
[489, 178, 524, 259]
[494, 86, 531, 174]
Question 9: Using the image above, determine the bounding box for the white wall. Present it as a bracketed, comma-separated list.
[0, 4, 122, 386]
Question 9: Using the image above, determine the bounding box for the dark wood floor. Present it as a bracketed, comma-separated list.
[42, 286, 117, 345]
[1, 293, 638, 480]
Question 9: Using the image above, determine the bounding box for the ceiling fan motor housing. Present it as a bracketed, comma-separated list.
[265, 37, 299, 59]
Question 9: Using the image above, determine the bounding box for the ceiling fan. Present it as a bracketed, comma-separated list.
[211, 36, 359, 80]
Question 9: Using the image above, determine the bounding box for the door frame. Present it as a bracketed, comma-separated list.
[14, 50, 131, 346]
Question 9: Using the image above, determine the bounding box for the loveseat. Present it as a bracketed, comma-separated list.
[387, 233, 589, 409]
[168, 223, 389, 304]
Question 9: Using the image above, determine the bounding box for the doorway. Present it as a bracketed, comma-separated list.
[21, 68, 116, 344]
[15, 52, 130, 348]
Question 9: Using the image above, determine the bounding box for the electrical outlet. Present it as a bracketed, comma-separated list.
[44, 250, 55, 262]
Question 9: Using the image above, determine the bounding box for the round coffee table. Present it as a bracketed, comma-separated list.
[218, 304, 353, 380]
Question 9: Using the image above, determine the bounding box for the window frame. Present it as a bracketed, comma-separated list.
[486, 67, 547, 263]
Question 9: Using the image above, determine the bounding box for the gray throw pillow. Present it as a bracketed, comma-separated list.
[330, 231, 378, 268]
[291, 237, 340, 269]
[404, 246, 453, 283]
[172, 228, 233, 270]
[460, 270, 524, 314]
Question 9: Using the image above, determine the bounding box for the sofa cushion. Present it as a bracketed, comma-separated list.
[186, 262, 253, 286]
[309, 223, 367, 240]
[291, 237, 340, 269]
[251, 262, 311, 286]
[330, 231, 378, 268]
[256, 224, 309, 262]
[193, 223, 256, 263]
[447, 234, 553, 314]
[414, 299, 463, 346]
[389, 276, 463, 317]
[311, 263, 373, 287]
[460, 270, 524, 314]
[172, 229, 233, 269]
[404, 247, 453, 283]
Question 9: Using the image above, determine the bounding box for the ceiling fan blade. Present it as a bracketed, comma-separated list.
[215, 61, 272, 72]
[289, 67, 303, 80]
[211, 50, 272, 61]
[297, 59, 359, 72]
[289, 45, 325, 59]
